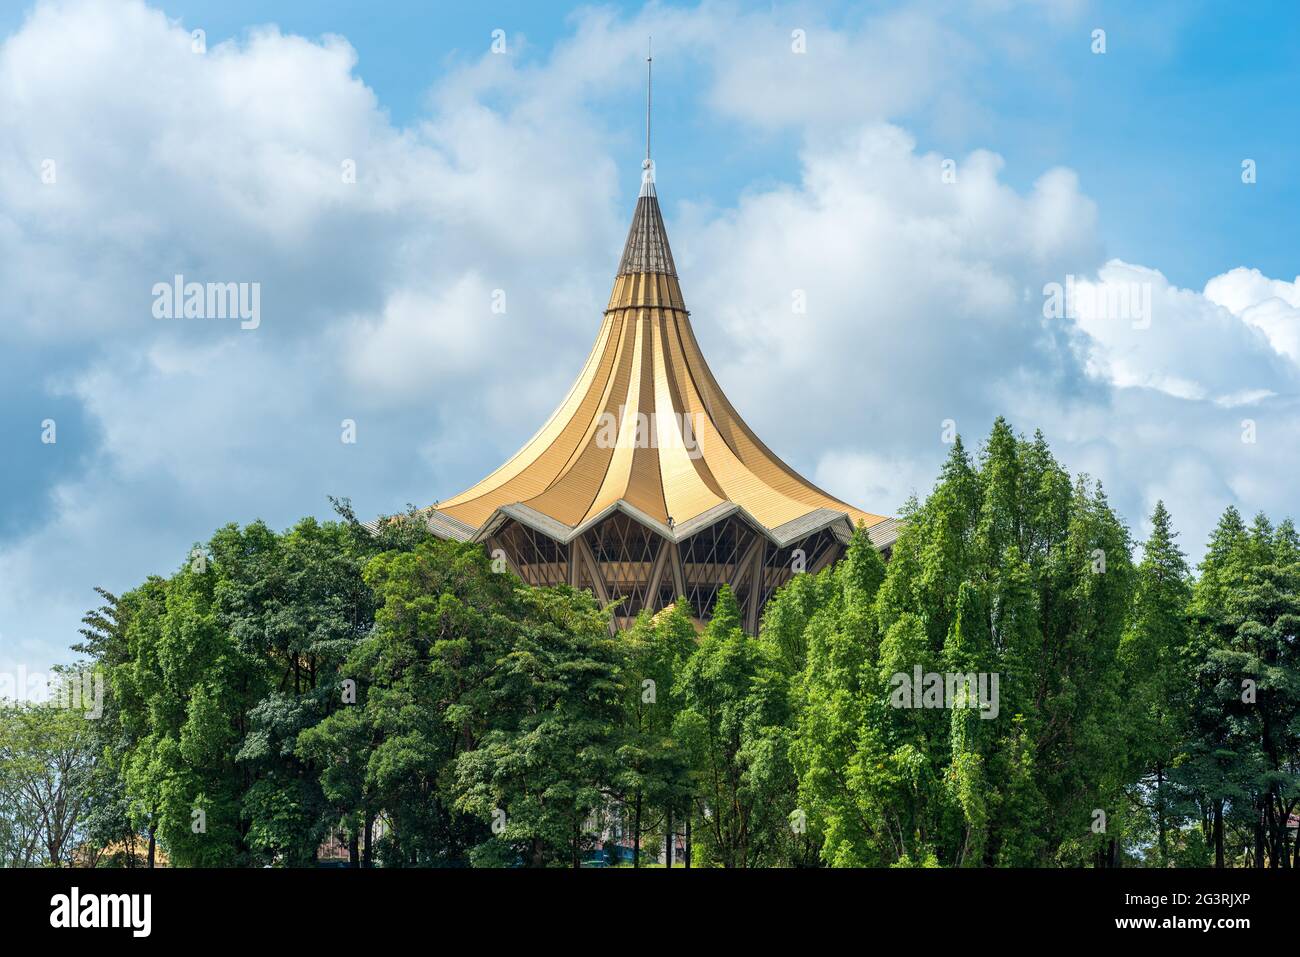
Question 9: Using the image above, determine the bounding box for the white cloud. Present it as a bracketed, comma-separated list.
[671, 122, 1299, 569]
[678, 124, 1100, 462]
[1204, 267, 1300, 365]
[2, 0, 1297, 679]
[1067, 261, 1297, 403]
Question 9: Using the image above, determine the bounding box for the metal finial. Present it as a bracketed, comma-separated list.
[644, 37, 653, 167]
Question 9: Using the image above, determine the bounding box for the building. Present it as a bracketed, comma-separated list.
[416, 53, 895, 634]
[413, 149, 897, 633]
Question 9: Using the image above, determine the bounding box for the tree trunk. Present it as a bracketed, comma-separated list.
[147, 826, 156, 869]
[363, 811, 375, 868]
[1269, 795, 1291, 868]
[1155, 763, 1167, 866]
[665, 808, 673, 868]
[1213, 802, 1224, 869]
[1254, 801, 1265, 868]
[1265, 798, 1279, 868]
[633, 791, 642, 868]
[685, 811, 692, 869]
[348, 829, 360, 868]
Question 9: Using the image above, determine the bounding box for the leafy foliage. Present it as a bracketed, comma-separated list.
[11, 423, 1299, 869]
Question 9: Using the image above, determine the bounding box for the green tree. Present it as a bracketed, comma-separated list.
[1118, 501, 1192, 866]
[784, 420, 1135, 866]
[73, 587, 149, 866]
[785, 529, 888, 866]
[676, 586, 795, 867]
[330, 536, 515, 865]
[453, 584, 625, 867]
[217, 517, 382, 865]
[616, 600, 696, 866]
[117, 554, 266, 867]
[109, 508, 415, 867]
[1177, 507, 1253, 866]
[1182, 510, 1300, 867]
[0, 701, 97, 865]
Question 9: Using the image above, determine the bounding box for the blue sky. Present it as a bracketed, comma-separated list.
[2, 0, 1299, 678]
[4, 0, 1291, 281]
[1, 0, 1282, 284]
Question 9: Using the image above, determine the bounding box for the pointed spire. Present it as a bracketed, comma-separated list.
[618, 37, 676, 277]
[641, 36, 655, 197]
[617, 192, 676, 276]
[645, 37, 652, 162]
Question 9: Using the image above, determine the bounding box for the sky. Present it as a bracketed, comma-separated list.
[2, 0, 1299, 678]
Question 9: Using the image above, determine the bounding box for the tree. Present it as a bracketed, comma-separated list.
[105, 509, 418, 867]
[786, 420, 1135, 866]
[453, 584, 625, 867]
[0, 701, 97, 865]
[218, 517, 382, 865]
[323, 536, 516, 866]
[676, 586, 795, 867]
[295, 704, 374, 866]
[117, 546, 267, 866]
[615, 600, 696, 866]
[1118, 501, 1192, 866]
[74, 588, 148, 866]
[1181, 510, 1300, 868]
[785, 529, 888, 866]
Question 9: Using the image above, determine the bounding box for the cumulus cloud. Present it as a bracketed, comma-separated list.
[672, 122, 1299, 566]
[1205, 268, 1300, 365]
[1066, 261, 1298, 403]
[0, 0, 620, 674]
[678, 124, 1100, 465]
[1, 0, 1296, 678]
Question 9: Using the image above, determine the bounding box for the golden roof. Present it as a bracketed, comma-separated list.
[429, 170, 893, 551]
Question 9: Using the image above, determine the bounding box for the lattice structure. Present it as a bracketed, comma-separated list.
[486, 521, 569, 588]
[616, 184, 677, 277]
[679, 516, 756, 621]
[481, 508, 851, 631]
[583, 512, 663, 619]
[759, 529, 839, 611]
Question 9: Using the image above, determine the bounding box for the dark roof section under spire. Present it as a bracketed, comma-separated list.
[617, 183, 677, 277]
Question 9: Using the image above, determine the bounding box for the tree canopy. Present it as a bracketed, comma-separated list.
[5, 425, 1297, 869]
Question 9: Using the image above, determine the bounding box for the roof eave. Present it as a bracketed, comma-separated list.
[462, 499, 895, 551]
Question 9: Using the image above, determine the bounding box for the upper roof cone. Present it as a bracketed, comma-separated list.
[617, 163, 677, 277]
[418, 41, 895, 555]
